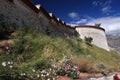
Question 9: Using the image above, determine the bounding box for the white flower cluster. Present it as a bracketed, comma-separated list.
[40, 69, 50, 77]
[32, 69, 36, 72]
[2, 62, 6, 67]
[1, 61, 14, 68]
[20, 73, 26, 76]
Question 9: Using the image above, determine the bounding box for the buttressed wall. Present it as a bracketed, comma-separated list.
[75, 26, 109, 51]
[0, 0, 78, 38]
[0, 0, 109, 51]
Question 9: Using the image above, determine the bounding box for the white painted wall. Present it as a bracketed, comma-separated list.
[76, 28, 109, 51]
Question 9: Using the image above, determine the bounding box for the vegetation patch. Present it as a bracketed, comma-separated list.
[0, 26, 120, 79]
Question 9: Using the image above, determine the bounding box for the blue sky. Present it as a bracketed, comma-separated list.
[32, 0, 120, 32]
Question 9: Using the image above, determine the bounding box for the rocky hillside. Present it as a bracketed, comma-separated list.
[107, 35, 120, 53]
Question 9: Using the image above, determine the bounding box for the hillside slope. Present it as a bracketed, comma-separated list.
[0, 28, 120, 80]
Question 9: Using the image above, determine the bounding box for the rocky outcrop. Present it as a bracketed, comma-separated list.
[107, 35, 120, 53]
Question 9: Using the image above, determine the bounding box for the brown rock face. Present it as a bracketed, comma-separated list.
[57, 76, 71, 80]
[79, 73, 103, 79]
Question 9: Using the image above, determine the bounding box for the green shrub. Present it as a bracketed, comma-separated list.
[1, 26, 120, 79]
[0, 24, 15, 39]
[85, 37, 93, 46]
[34, 60, 51, 70]
[0, 61, 21, 80]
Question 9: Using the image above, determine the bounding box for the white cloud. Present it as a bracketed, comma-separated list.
[68, 15, 120, 33]
[86, 16, 120, 32]
[76, 19, 87, 24]
[92, 1, 100, 6]
[101, 0, 112, 14]
[101, 6, 111, 14]
[68, 18, 88, 26]
[102, 0, 111, 7]
[102, 0, 112, 14]
[92, 0, 112, 14]
[68, 12, 79, 19]
[68, 23, 78, 27]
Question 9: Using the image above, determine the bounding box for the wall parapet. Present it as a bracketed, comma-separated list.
[21, 0, 39, 13]
[49, 13, 59, 23]
[38, 6, 51, 20]
[75, 25, 105, 32]
[17, 0, 75, 30]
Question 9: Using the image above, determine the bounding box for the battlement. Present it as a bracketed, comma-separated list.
[21, 0, 39, 13]
[0, 0, 109, 51]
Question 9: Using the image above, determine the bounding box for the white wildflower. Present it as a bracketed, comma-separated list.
[8, 61, 11, 65]
[5, 46, 9, 50]
[53, 78, 56, 80]
[46, 73, 49, 76]
[23, 73, 26, 76]
[20, 73, 23, 76]
[9, 65, 13, 68]
[41, 74, 44, 77]
[32, 69, 35, 72]
[2, 62, 6, 67]
[41, 70, 46, 74]
[37, 74, 40, 77]
[20, 73, 26, 76]
[47, 78, 50, 80]
[49, 68, 52, 71]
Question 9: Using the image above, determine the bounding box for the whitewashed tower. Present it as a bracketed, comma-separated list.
[75, 25, 109, 51]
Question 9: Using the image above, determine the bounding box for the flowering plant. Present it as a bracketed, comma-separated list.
[57, 60, 80, 78]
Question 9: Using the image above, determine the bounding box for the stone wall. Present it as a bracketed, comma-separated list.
[0, 0, 109, 50]
[75, 26, 109, 51]
[0, 0, 41, 28]
[0, 0, 77, 38]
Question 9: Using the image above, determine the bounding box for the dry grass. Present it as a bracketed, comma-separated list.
[71, 55, 96, 72]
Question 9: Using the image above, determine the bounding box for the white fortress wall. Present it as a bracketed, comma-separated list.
[76, 27, 109, 51]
